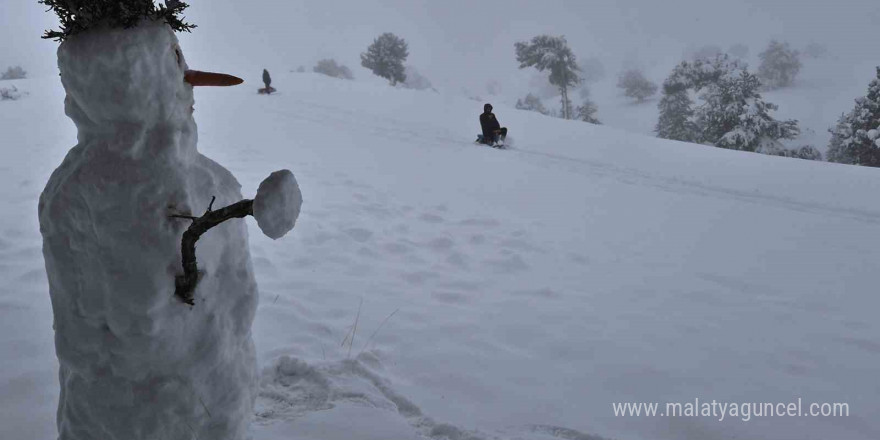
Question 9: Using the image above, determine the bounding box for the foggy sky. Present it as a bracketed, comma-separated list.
[2, 0, 878, 93]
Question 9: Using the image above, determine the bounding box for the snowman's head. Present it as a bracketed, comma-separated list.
[58, 21, 241, 133]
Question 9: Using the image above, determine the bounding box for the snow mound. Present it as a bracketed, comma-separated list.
[255, 355, 607, 440]
[254, 169, 302, 239]
[0, 85, 24, 101]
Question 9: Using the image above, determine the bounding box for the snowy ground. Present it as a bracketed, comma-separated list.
[2, 72, 879, 440]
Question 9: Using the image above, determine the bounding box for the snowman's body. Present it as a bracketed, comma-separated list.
[39, 22, 257, 439]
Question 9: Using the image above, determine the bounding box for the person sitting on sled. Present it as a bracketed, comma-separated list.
[479, 103, 507, 145]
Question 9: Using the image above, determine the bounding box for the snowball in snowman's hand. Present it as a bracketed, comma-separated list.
[253, 170, 302, 239]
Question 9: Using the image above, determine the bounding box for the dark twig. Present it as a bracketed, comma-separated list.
[348, 298, 363, 359]
[170, 214, 198, 220]
[359, 308, 399, 356]
[170, 197, 254, 305]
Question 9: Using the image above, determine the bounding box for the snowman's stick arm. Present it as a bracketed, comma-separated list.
[175, 198, 254, 305]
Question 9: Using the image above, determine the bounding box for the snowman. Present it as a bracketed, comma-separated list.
[38, 3, 301, 439]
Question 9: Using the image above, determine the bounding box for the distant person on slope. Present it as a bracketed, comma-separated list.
[479, 103, 507, 145]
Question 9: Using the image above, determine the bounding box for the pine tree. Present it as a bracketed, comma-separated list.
[697, 69, 799, 152]
[793, 145, 823, 161]
[757, 40, 802, 89]
[655, 85, 696, 142]
[774, 145, 822, 161]
[617, 69, 658, 102]
[515, 35, 581, 119]
[39, 0, 195, 41]
[827, 67, 880, 166]
[576, 100, 600, 124]
[575, 88, 600, 124]
[656, 55, 798, 152]
[360, 33, 408, 86]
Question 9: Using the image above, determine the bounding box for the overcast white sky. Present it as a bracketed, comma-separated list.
[2, 0, 879, 93]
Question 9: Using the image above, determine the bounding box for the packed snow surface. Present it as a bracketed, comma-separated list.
[254, 169, 302, 240]
[2, 69, 879, 440]
[38, 23, 258, 439]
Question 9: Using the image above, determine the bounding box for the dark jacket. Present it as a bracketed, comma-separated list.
[480, 112, 501, 138]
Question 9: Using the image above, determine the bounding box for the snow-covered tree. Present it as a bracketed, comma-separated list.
[757, 40, 802, 89]
[765, 145, 822, 161]
[1, 66, 27, 80]
[656, 85, 697, 142]
[314, 59, 354, 80]
[515, 93, 549, 115]
[827, 67, 880, 166]
[361, 33, 408, 86]
[617, 69, 658, 102]
[576, 100, 600, 124]
[403, 66, 433, 90]
[696, 69, 799, 152]
[38, 0, 195, 41]
[655, 56, 740, 142]
[656, 55, 798, 152]
[515, 35, 581, 120]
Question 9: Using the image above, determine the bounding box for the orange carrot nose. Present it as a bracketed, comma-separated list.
[184, 70, 244, 87]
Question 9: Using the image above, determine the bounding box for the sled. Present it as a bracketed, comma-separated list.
[475, 134, 506, 149]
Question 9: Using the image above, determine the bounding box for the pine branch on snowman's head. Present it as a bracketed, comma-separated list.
[39, 0, 196, 41]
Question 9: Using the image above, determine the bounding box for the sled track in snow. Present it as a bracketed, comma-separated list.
[265, 98, 880, 226]
[509, 148, 880, 225]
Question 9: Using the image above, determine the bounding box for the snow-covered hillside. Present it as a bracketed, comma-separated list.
[2, 72, 879, 440]
[524, 56, 880, 155]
